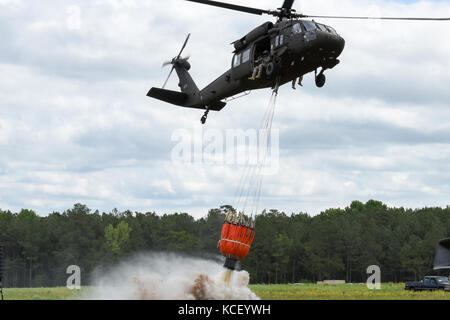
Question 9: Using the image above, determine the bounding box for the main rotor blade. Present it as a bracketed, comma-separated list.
[162, 66, 175, 89]
[186, 0, 269, 16]
[282, 0, 295, 10]
[300, 14, 450, 21]
[176, 33, 191, 60]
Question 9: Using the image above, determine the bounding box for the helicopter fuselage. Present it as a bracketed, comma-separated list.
[147, 19, 345, 121]
[198, 19, 345, 107]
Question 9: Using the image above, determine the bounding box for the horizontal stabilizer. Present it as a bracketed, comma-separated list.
[209, 100, 227, 111]
[434, 238, 450, 270]
[147, 87, 227, 111]
[147, 87, 188, 106]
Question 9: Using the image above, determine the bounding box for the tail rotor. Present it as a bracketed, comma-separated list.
[162, 33, 191, 89]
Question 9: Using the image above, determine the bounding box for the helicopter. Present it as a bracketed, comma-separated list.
[147, 0, 449, 124]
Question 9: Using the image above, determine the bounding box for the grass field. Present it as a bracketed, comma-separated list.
[2, 287, 88, 300]
[2, 283, 450, 300]
[250, 283, 450, 300]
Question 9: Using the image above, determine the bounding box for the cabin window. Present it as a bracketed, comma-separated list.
[292, 23, 302, 34]
[242, 48, 251, 63]
[233, 53, 241, 67]
[303, 21, 317, 32]
[274, 36, 279, 47]
[279, 34, 284, 45]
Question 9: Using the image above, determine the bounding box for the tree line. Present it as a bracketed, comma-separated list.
[0, 200, 449, 287]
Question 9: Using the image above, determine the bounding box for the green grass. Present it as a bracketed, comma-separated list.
[249, 283, 450, 300]
[2, 287, 89, 300]
[2, 283, 450, 300]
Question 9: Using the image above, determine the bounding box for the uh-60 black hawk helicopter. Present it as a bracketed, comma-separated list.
[147, 0, 449, 124]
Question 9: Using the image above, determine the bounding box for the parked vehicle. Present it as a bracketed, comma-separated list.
[405, 276, 449, 291]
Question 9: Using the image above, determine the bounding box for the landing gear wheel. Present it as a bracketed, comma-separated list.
[315, 73, 326, 88]
[266, 62, 276, 77]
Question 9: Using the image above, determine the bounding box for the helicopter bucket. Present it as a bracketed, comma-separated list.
[434, 238, 450, 270]
[219, 212, 256, 270]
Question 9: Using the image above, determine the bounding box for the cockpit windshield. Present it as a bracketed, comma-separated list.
[292, 23, 302, 34]
[327, 26, 338, 35]
[292, 21, 339, 35]
[303, 21, 317, 32]
[317, 24, 328, 32]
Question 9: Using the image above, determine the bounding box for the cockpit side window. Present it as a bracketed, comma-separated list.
[233, 53, 241, 67]
[303, 21, 317, 32]
[291, 23, 302, 34]
[242, 48, 251, 64]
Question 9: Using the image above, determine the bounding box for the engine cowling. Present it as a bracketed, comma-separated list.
[234, 21, 274, 51]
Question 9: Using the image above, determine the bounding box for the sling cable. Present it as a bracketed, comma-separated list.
[219, 90, 278, 272]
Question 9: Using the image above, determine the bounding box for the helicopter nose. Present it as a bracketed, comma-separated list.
[335, 36, 345, 57]
[325, 34, 345, 57]
[314, 32, 345, 58]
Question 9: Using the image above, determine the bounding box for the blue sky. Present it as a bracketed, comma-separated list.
[0, 0, 449, 217]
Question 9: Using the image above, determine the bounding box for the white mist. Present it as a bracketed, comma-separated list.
[87, 252, 259, 300]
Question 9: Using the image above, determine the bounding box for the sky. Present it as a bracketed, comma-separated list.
[0, 0, 449, 218]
